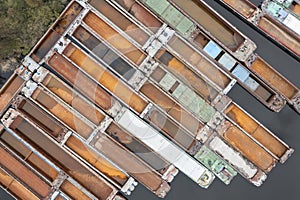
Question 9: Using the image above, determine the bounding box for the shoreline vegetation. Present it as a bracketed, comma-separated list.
[0, 0, 69, 82]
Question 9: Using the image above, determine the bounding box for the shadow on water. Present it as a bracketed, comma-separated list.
[0, 71, 14, 89]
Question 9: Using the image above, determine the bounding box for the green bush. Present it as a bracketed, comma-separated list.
[0, 0, 69, 61]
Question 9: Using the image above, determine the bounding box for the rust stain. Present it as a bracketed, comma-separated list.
[66, 136, 128, 185]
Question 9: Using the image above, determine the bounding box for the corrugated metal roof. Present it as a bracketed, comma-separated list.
[244, 76, 260, 91]
[218, 53, 236, 71]
[162, 5, 184, 27]
[176, 17, 194, 36]
[232, 65, 250, 82]
[203, 41, 222, 59]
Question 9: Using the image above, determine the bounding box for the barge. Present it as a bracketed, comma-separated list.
[136, 0, 300, 113]
[262, 0, 300, 36]
[0, 0, 295, 199]
[216, 0, 300, 59]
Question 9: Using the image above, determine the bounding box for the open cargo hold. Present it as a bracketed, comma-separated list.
[72, 26, 138, 81]
[38, 71, 106, 125]
[0, 73, 25, 115]
[65, 135, 129, 185]
[170, 0, 245, 51]
[46, 54, 115, 113]
[71, 22, 208, 151]
[31, 69, 177, 180]
[156, 28, 285, 112]
[3, 111, 117, 200]
[86, 0, 235, 103]
[90, 131, 171, 198]
[30, 87, 94, 139]
[14, 96, 68, 142]
[202, 44, 287, 112]
[221, 124, 276, 172]
[28, 63, 171, 196]
[140, 81, 204, 136]
[191, 40, 288, 112]
[0, 0, 295, 198]
[30, 1, 83, 63]
[0, 144, 52, 199]
[69, 32, 207, 159]
[208, 136, 266, 186]
[262, 1, 300, 36]
[154, 49, 219, 103]
[187, 40, 288, 112]
[0, 167, 39, 200]
[112, 0, 163, 32]
[105, 122, 175, 176]
[222, 0, 256, 18]
[1, 124, 102, 200]
[13, 95, 129, 186]
[137, 0, 289, 112]
[138, 0, 255, 61]
[86, 0, 284, 111]
[216, 0, 300, 58]
[107, 0, 236, 95]
[88, 0, 150, 46]
[167, 35, 234, 93]
[224, 102, 293, 162]
[248, 56, 300, 113]
[72, 19, 218, 153]
[62, 43, 148, 114]
[149, 64, 217, 124]
[258, 15, 300, 57]
[143, 107, 201, 155]
[115, 108, 215, 188]
[83, 11, 146, 66]
[73, 18, 223, 123]
[143, 106, 238, 185]
[0, 128, 59, 182]
[60, 180, 92, 200]
[54, 194, 66, 200]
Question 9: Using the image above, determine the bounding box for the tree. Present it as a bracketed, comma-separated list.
[0, 0, 69, 73]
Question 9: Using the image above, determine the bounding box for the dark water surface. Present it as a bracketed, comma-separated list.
[0, 71, 14, 89]
[1, 0, 299, 199]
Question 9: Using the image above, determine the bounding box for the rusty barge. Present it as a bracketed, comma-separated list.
[0, 0, 295, 199]
[136, 0, 300, 113]
[216, 0, 300, 60]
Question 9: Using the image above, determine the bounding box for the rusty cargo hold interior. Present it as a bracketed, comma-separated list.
[221, 0, 257, 18]
[0, 74, 24, 114]
[167, 35, 232, 90]
[257, 16, 300, 57]
[217, 0, 300, 57]
[170, 0, 245, 51]
[62, 43, 148, 114]
[105, 122, 171, 173]
[225, 103, 289, 158]
[0, 0, 296, 199]
[250, 57, 299, 100]
[6, 114, 117, 199]
[222, 124, 276, 172]
[40, 73, 106, 125]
